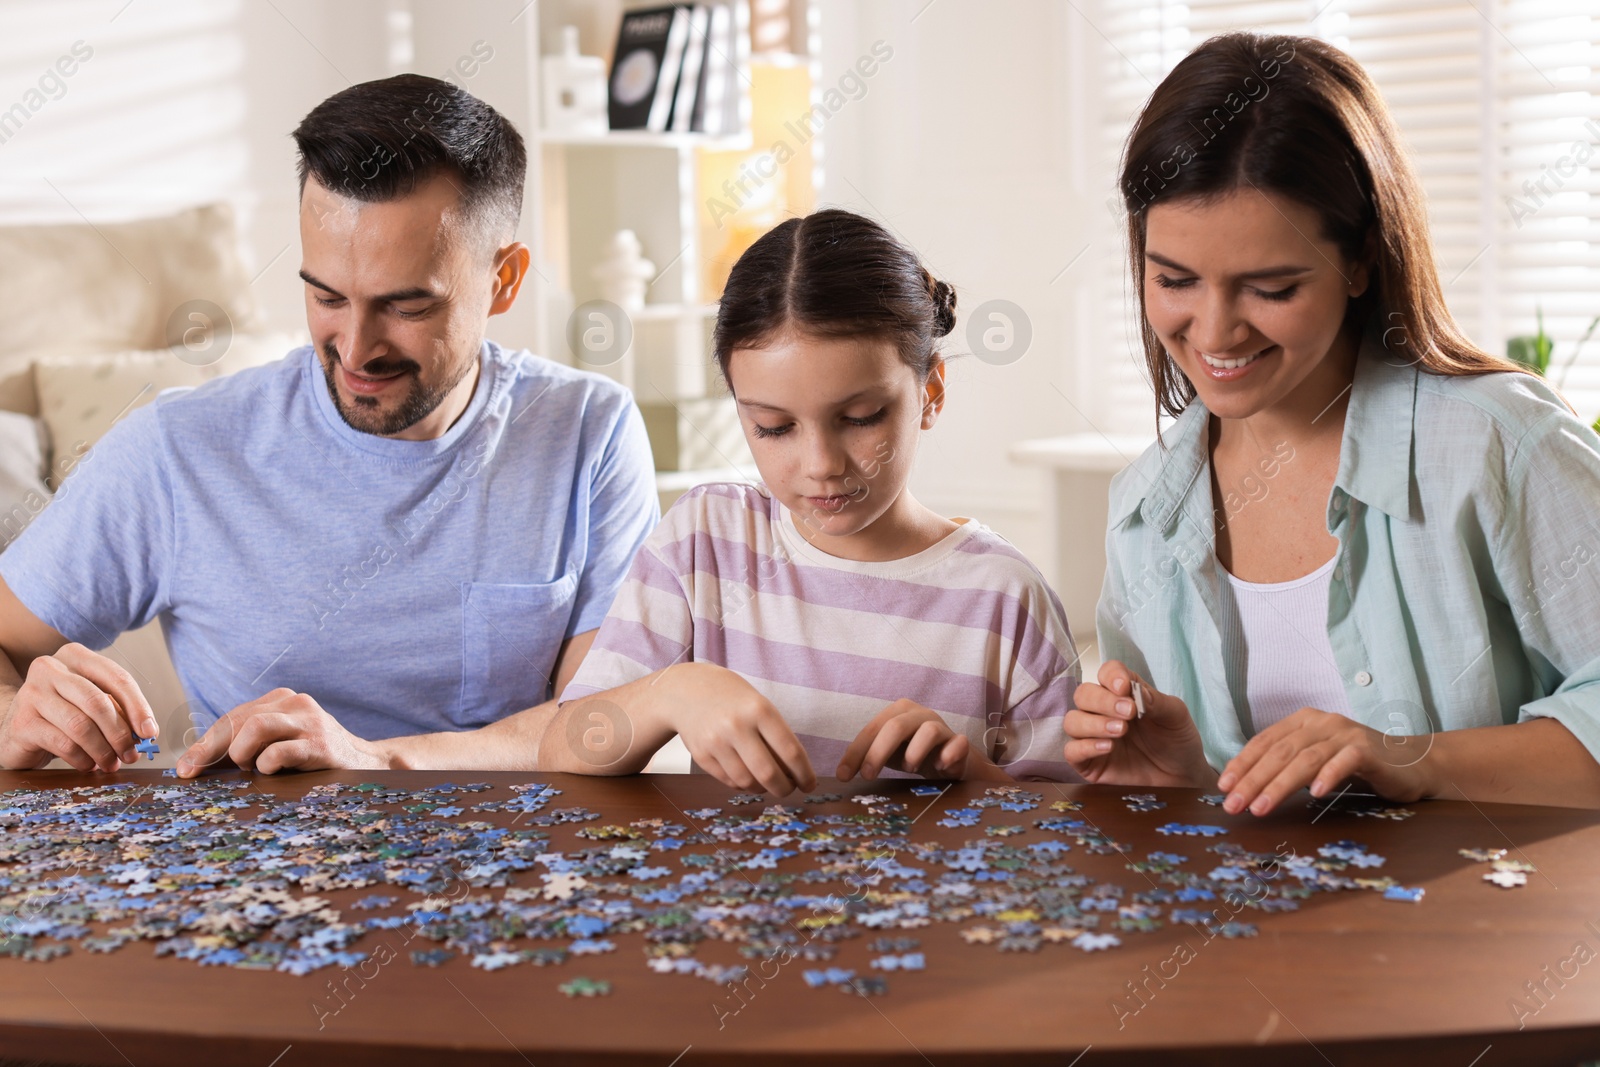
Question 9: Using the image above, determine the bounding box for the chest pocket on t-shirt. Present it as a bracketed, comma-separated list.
[459, 575, 578, 726]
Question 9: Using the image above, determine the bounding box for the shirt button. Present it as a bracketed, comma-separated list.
[1332, 565, 1344, 581]
[1331, 489, 1346, 510]
[1354, 670, 1373, 687]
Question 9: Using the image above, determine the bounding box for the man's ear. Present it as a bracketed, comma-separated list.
[489, 243, 531, 315]
[921, 357, 947, 430]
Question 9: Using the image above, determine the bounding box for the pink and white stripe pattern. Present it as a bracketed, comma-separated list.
[560, 482, 1082, 781]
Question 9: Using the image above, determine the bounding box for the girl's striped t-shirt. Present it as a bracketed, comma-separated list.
[560, 482, 1082, 781]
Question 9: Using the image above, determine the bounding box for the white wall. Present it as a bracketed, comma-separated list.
[0, 0, 395, 333]
[813, 0, 1119, 576]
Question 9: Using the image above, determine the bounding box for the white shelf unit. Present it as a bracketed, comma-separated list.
[527, 1, 756, 397]
[526, 0, 818, 494]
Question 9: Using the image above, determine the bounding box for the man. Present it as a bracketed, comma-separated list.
[0, 74, 658, 775]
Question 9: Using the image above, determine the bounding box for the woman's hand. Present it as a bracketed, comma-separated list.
[650, 663, 816, 796]
[838, 699, 973, 781]
[1066, 660, 1212, 786]
[1217, 707, 1436, 816]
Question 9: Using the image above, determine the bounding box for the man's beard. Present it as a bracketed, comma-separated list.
[319, 342, 474, 436]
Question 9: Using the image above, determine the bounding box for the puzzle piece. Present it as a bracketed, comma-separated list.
[1383, 886, 1425, 903]
[1155, 823, 1227, 837]
[541, 872, 588, 901]
[1485, 869, 1528, 888]
[1073, 932, 1121, 952]
[471, 950, 525, 971]
[1458, 848, 1507, 863]
[802, 967, 856, 988]
[845, 976, 888, 997]
[871, 952, 925, 971]
[559, 977, 612, 997]
[134, 737, 159, 761]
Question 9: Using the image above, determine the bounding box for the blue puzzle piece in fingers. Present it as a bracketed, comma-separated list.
[135, 737, 159, 761]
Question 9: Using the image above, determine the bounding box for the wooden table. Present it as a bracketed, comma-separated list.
[2, 769, 1600, 1066]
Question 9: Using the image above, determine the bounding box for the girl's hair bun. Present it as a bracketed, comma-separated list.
[713, 209, 958, 383]
[928, 276, 957, 338]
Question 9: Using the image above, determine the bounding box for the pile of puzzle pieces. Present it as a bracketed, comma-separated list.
[0, 779, 1471, 996]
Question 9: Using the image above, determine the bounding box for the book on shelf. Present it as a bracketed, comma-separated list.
[608, 3, 737, 136]
[671, 5, 710, 132]
[601, 4, 675, 130]
[691, 4, 732, 135]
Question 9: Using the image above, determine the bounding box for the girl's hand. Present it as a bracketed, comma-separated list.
[1066, 661, 1212, 786]
[837, 699, 970, 781]
[655, 663, 816, 796]
[1217, 707, 1437, 816]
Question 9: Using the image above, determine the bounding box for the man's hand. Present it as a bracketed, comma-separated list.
[1066, 660, 1213, 787]
[0, 643, 158, 772]
[837, 699, 971, 781]
[1216, 706, 1436, 816]
[176, 688, 389, 777]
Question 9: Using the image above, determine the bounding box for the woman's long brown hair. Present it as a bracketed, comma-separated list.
[1120, 32, 1524, 420]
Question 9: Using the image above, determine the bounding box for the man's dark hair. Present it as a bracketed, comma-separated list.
[293, 73, 526, 250]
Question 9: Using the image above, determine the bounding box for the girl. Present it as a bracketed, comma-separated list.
[542, 209, 1081, 793]
[1066, 33, 1600, 813]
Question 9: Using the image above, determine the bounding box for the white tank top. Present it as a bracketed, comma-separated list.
[1220, 555, 1354, 734]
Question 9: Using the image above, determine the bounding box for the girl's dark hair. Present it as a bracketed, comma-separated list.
[1121, 33, 1522, 420]
[712, 209, 956, 387]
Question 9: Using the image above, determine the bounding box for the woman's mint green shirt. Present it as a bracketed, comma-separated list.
[1098, 328, 1600, 774]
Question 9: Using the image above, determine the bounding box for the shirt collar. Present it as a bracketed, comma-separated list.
[1117, 323, 1420, 536]
[1331, 326, 1419, 523]
[1124, 403, 1208, 536]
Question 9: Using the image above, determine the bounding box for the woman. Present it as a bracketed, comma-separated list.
[1065, 33, 1600, 813]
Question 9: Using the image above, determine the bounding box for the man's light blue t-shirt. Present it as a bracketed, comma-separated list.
[0, 341, 660, 740]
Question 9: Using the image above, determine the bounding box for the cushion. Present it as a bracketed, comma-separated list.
[0, 411, 50, 549]
[0, 203, 263, 416]
[33, 332, 307, 484]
